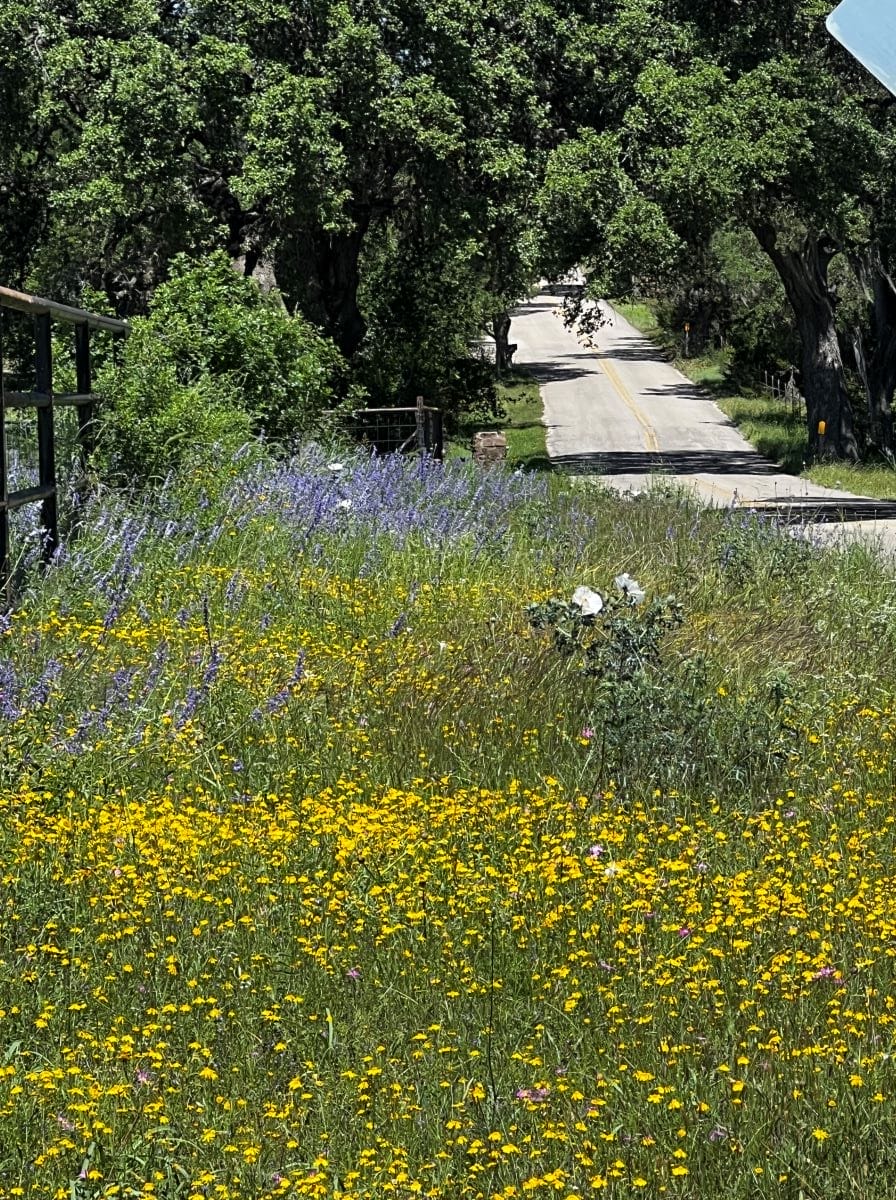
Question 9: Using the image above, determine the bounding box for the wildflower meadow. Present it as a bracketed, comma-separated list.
[3, 446, 896, 1199]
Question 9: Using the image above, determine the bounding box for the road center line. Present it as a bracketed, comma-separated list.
[578, 334, 740, 501]
[590, 349, 660, 455]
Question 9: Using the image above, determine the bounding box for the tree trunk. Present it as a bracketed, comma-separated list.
[492, 310, 513, 374]
[311, 228, 367, 359]
[796, 309, 858, 461]
[232, 245, 283, 301]
[278, 225, 368, 360]
[848, 247, 896, 453]
[868, 331, 896, 453]
[752, 223, 859, 462]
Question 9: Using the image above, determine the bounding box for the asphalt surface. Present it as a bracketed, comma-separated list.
[513, 288, 896, 552]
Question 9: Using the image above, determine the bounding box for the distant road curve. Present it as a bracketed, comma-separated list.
[512, 287, 896, 550]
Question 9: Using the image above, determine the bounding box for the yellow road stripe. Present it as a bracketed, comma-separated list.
[575, 332, 753, 506]
[593, 352, 660, 455]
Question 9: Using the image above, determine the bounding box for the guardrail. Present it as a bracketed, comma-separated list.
[0, 285, 128, 598]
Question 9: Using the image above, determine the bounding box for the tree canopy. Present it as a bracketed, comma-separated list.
[4, 0, 896, 460]
[538, 0, 896, 459]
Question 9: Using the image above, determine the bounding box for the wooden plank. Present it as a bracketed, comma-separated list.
[1, 390, 97, 408]
[0, 284, 128, 332]
[415, 395, 426, 452]
[56, 392, 99, 408]
[1, 484, 55, 513]
[74, 324, 94, 458]
[354, 406, 440, 415]
[430, 409, 444, 460]
[3, 390, 51, 409]
[0, 315, 8, 600]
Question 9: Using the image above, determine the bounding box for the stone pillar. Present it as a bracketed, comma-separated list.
[472, 431, 507, 464]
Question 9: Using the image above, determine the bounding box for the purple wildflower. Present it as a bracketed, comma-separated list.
[0, 661, 20, 721]
[389, 612, 409, 638]
[177, 645, 223, 729]
[252, 650, 306, 720]
[29, 659, 63, 707]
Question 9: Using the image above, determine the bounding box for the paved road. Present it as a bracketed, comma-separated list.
[513, 288, 896, 550]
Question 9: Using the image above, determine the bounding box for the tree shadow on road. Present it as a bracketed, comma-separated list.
[550, 448, 780, 475]
[639, 382, 728, 404]
[521, 359, 599, 383]
[515, 300, 564, 314]
[592, 340, 667, 364]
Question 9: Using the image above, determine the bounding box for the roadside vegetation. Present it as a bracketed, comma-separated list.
[4, 449, 896, 1198]
[7, 0, 896, 471]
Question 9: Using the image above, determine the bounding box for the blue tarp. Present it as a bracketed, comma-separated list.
[827, 0, 896, 96]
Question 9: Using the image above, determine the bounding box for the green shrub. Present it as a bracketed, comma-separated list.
[98, 252, 346, 478]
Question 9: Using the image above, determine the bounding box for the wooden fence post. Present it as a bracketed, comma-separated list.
[75, 322, 93, 461]
[34, 311, 58, 561]
[431, 408, 444, 460]
[415, 395, 426, 452]
[0, 314, 8, 603]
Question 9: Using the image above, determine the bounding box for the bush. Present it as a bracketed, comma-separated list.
[98, 252, 346, 478]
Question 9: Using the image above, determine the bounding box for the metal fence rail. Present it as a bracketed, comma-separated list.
[353, 396, 444, 460]
[0, 285, 128, 599]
